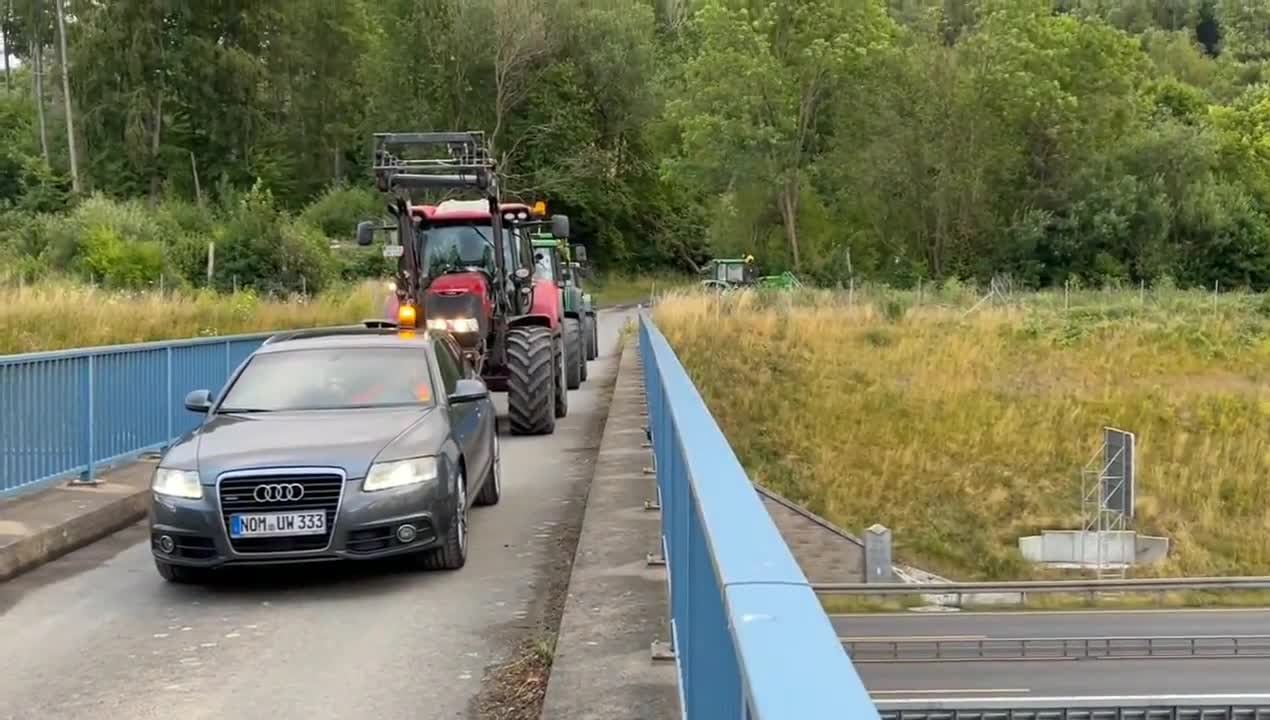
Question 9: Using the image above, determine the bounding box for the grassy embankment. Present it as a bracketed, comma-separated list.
[653, 287, 1270, 592]
[0, 281, 382, 355]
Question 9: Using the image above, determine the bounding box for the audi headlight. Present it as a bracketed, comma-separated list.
[363, 456, 439, 492]
[152, 468, 203, 500]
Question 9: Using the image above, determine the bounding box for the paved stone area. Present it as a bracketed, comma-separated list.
[757, 485, 864, 584]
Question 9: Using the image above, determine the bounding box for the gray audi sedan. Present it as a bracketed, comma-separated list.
[148, 327, 500, 583]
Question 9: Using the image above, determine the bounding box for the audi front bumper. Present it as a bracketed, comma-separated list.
[149, 475, 455, 569]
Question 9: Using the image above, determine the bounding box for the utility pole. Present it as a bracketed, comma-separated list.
[53, 0, 79, 193]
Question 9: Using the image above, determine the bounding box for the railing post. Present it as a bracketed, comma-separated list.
[165, 346, 174, 443]
[76, 355, 97, 485]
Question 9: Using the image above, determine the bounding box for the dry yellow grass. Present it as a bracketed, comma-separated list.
[653, 289, 1270, 580]
[0, 281, 383, 355]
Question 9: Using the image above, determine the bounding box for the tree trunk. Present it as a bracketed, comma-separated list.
[779, 177, 802, 269]
[2, 3, 10, 92]
[147, 92, 163, 206]
[33, 44, 49, 162]
[53, 0, 79, 193]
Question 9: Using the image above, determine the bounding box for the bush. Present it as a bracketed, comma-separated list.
[2, 183, 392, 294]
[300, 184, 384, 240]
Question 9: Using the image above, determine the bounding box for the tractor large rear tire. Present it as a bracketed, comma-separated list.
[554, 334, 569, 419]
[506, 326, 556, 436]
[564, 318, 583, 390]
[585, 314, 598, 361]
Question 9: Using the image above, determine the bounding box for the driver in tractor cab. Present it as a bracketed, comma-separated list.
[534, 250, 553, 280]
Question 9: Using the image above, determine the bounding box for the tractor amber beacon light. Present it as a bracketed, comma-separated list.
[397, 304, 418, 328]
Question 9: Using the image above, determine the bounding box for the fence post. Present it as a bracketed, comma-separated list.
[864, 524, 895, 583]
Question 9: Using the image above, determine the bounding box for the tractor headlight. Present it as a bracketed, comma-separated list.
[426, 317, 480, 334]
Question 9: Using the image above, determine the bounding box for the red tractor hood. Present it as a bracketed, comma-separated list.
[429, 271, 490, 299]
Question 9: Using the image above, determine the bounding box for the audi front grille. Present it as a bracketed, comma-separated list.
[217, 471, 345, 553]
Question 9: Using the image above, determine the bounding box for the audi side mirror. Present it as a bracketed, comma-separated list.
[450, 378, 489, 404]
[184, 389, 213, 413]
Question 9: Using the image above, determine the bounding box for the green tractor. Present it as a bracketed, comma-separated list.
[521, 220, 596, 386]
[560, 243, 598, 363]
[702, 255, 802, 291]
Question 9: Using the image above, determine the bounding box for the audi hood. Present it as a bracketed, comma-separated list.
[159, 407, 448, 484]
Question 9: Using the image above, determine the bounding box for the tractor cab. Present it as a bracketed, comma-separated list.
[703, 256, 757, 289]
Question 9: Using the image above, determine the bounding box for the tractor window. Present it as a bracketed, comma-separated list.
[723, 263, 747, 283]
[418, 223, 517, 278]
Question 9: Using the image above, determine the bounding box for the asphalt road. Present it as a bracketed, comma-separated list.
[0, 309, 634, 720]
[835, 610, 1270, 700]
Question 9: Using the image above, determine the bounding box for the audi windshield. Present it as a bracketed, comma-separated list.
[217, 348, 437, 412]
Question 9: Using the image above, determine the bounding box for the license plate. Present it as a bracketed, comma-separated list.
[230, 511, 326, 538]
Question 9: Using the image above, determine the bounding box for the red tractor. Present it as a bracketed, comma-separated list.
[356, 132, 572, 435]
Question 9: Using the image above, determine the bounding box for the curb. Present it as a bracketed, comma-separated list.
[0, 486, 150, 583]
[753, 484, 865, 549]
[539, 328, 679, 718]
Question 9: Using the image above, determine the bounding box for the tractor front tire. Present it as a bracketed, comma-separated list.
[564, 318, 583, 390]
[506, 326, 556, 436]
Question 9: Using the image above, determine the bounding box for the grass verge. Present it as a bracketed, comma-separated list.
[589, 272, 694, 308]
[0, 281, 383, 354]
[653, 288, 1270, 581]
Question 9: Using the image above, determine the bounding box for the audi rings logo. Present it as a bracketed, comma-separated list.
[253, 483, 305, 502]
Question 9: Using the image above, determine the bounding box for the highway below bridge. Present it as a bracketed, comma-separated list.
[0, 310, 633, 720]
[836, 609, 1270, 701]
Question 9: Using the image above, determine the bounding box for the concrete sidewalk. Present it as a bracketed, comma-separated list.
[0, 460, 155, 582]
[540, 336, 680, 719]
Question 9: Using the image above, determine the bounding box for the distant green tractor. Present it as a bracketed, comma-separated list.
[702, 256, 802, 291]
[529, 229, 597, 384]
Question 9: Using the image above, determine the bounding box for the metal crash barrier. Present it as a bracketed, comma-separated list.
[0, 332, 276, 495]
[844, 635, 1270, 663]
[874, 696, 1270, 720]
[638, 310, 877, 719]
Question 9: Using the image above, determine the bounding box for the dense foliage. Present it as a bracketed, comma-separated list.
[1, 0, 1270, 291]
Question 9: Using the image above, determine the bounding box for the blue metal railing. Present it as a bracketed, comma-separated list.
[639, 311, 878, 719]
[0, 332, 277, 495]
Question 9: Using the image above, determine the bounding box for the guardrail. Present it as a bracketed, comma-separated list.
[815, 577, 1270, 606]
[844, 635, 1270, 662]
[0, 331, 281, 495]
[638, 310, 877, 720]
[874, 696, 1270, 720]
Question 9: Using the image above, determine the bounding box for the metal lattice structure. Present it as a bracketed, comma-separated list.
[1080, 427, 1137, 579]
